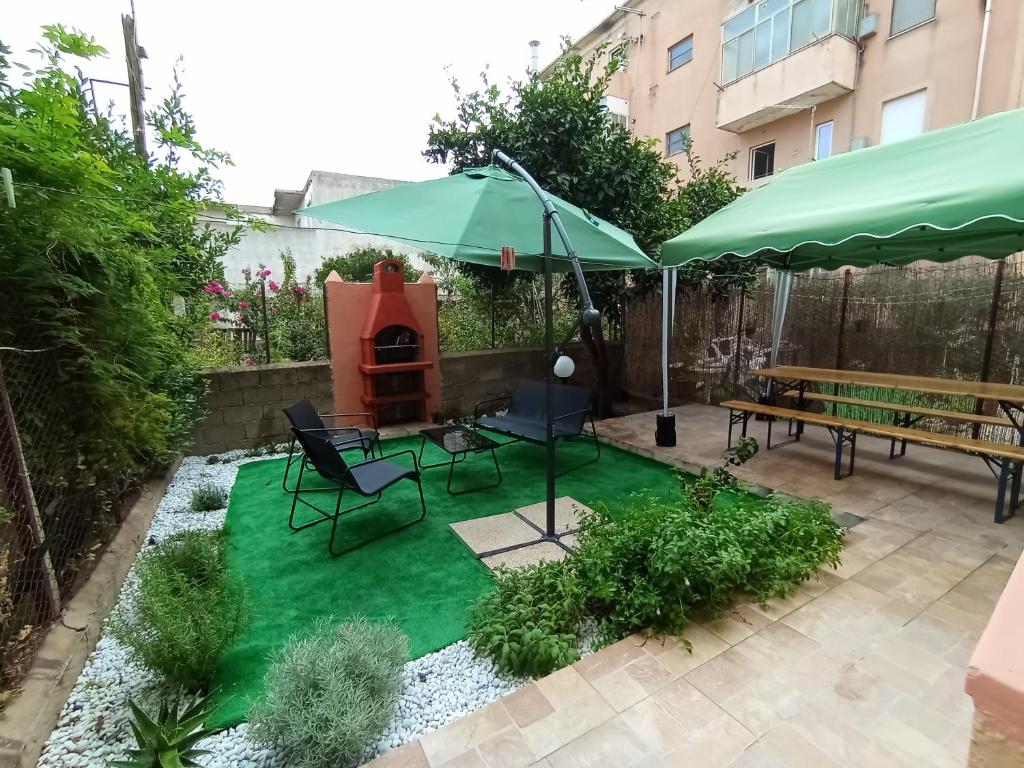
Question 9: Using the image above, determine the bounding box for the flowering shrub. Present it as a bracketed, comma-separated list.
[202, 251, 325, 364]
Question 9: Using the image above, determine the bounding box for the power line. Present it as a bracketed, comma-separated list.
[13, 180, 193, 208]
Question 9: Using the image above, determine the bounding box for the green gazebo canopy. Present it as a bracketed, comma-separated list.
[661, 108, 1024, 270]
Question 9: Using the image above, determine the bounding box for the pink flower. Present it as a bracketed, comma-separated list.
[244, 356, 255, 366]
[293, 285, 306, 295]
[271, 305, 279, 313]
[203, 279, 225, 295]
[238, 301, 250, 310]
[210, 311, 221, 321]
[223, 290, 233, 298]
[256, 267, 272, 279]
[268, 280, 280, 292]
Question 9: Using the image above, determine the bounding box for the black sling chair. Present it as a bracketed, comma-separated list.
[282, 400, 381, 493]
[288, 426, 426, 556]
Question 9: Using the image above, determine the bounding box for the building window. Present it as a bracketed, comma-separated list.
[721, 0, 859, 85]
[665, 125, 691, 156]
[814, 121, 833, 159]
[610, 42, 628, 71]
[880, 89, 926, 144]
[668, 36, 693, 71]
[600, 95, 629, 131]
[750, 142, 775, 179]
[891, 0, 936, 35]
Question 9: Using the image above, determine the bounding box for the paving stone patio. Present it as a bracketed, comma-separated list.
[368, 405, 1024, 767]
[451, 497, 588, 570]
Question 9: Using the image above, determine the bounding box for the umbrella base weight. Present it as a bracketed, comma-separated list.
[655, 413, 677, 447]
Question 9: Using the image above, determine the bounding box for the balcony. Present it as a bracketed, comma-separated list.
[717, 33, 858, 133]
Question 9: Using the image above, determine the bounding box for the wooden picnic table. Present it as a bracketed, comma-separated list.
[751, 365, 1024, 445]
[728, 366, 1024, 523]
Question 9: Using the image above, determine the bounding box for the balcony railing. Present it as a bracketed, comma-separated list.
[722, 0, 859, 85]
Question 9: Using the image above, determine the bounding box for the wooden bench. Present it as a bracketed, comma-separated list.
[720, 399, 1024, 523]
[779, 389, 1014, 458]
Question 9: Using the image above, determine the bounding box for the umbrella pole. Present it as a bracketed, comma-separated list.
[544, 213, 557, 539]
[656, 268, 677, 446]
[473, 211, 574, 560]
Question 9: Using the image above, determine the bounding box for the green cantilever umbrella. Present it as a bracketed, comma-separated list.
[300, 164, 653, 273]
[299, 151, 656, 557]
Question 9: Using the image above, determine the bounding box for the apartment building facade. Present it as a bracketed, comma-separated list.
[548, 0, 1024, 186]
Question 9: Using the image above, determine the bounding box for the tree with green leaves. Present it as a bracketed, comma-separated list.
[425, 42, 748, 415]
[0, 27, 237, 530]
[314, 246, 420, 285]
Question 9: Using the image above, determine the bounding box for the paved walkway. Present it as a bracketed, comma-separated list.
[369, 405, 1024, 767]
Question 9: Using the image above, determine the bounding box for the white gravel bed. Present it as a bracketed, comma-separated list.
[36, 449, 528, 768]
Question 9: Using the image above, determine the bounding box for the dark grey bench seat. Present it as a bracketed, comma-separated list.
[474, 381, 600, 474]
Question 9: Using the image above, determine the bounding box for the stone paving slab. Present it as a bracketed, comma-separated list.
[450, 497, 586, 571]
[516, 497, 593, 535]
[370, 405, 1024, 768]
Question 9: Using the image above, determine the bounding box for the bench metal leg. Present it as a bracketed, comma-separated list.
[834, 427, 844, 480]
[830, 427, 857, 480]
[727, 409, 750, 449]
[795, 381, 807, 441]
[888, 413, 910, 460]
[995, 459, 1011, 524]
[1011, 462, 1022, 514]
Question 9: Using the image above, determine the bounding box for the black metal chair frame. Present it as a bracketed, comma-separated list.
[473, 386, 601, 477]
[288, 428, 426, 556]
[282, 403, 381, 494]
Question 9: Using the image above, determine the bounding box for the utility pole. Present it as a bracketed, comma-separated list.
[121, 8, 147, 159]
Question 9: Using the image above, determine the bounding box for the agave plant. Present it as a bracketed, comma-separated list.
[109, 690, 224, 768]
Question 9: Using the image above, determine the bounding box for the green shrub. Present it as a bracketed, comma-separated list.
[466, 440, 844, 674]
[110, 689, 224, 768]
[110, 531, 248, 689]
[190, 483, 227, 511]
[250, 618, 407, 768]
[468, 560, 584, 678]
[314, 247, 419, 285]
[2, 28, 238, 531]
[577, 471, 843, 639]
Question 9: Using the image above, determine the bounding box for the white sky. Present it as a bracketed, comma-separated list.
[6, 1, 615, 204]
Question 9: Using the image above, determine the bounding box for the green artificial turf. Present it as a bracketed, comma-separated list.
[209, 434, 686, 727]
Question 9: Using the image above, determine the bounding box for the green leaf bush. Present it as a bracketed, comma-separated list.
[1, 28, 238, 568]
[467, 560, 584, 678]
[468, 447, 843, 676]
[250, 618, 407, 768]
[189, 483, 227, 512]
[314, 247, 419, 285]
[110, 531, 248, 690]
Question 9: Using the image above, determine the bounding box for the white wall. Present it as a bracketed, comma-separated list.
[203, 171, 429, 287]
[210, 220, 426, 288]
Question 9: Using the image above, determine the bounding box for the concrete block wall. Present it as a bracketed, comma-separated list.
[190, 361, 333, 454]
[189, 344, 622, 454]
[439, 343, 621, 419]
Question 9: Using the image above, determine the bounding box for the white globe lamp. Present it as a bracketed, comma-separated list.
[553, 355, 575, 379]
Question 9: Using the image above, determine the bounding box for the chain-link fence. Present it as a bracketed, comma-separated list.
[0, 348, 124, 692]
[624, 257, 1024, 440]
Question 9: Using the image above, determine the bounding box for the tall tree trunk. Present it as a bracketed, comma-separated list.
[581, 322, 614, 418]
